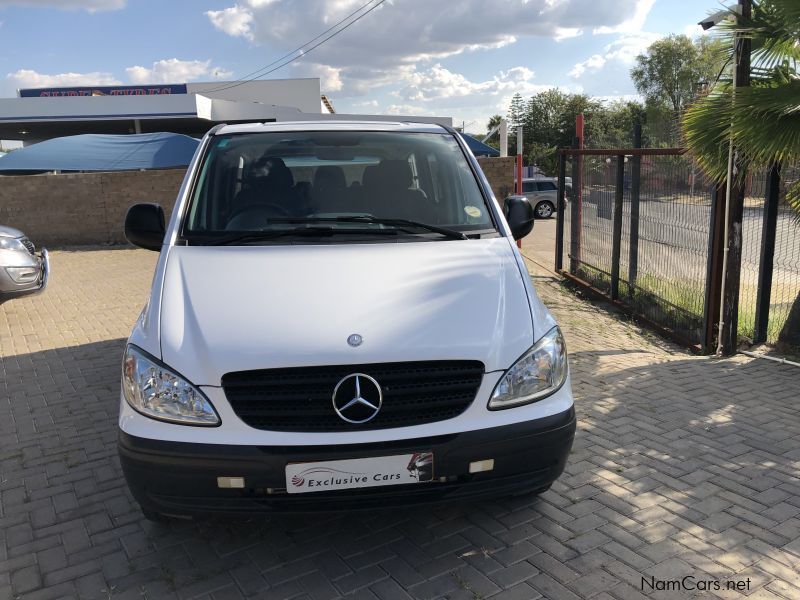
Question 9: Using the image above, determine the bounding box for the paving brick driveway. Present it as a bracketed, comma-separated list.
[1, 246, 799, 600]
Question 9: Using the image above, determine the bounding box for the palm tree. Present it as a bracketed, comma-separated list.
[682, 0, 800, 346]
[487, 114, 503, 135]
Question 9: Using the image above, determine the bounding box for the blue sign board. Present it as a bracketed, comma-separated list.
[19, 84, 188, 98]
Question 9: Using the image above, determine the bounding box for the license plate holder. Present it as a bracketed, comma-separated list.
[285, 452, 434, 494]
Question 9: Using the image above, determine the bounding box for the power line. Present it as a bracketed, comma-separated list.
[205, 0, 388, 94]
[206, 0, 381, 91]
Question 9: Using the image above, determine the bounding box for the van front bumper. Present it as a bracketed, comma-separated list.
[118, 406, 575, 516]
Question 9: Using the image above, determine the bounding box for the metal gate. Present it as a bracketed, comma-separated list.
[555, 147, 717, 352]
[555, 146, 800, 354]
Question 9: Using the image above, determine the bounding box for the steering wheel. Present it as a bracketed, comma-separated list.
[226, 203, 291, 230]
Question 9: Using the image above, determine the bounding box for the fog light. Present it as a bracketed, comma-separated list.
[217, 477, 245, 489]
[469, 459, 495, 473]
[6, 266, 39, 283]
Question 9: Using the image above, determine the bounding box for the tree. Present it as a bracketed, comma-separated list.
[632, 35, 725, 115]
[523, 89, 570, 149]
[682, 0, 800, 346]
[507, 93, 525, 130]
[499, 88, 649, 172]
[483, 114, 503, 149]
[631, 34, 726, 140]
[485, 114, 503, 143]
[585, 100, 646, 148]
[526, 142, 559, 176]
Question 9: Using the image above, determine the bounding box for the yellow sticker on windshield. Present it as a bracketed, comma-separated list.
[464, 206, 482, 218]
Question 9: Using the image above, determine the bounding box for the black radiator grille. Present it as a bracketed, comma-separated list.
[222, 360, 485, 432]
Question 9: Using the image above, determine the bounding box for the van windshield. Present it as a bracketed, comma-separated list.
[182, 131, 496, 243]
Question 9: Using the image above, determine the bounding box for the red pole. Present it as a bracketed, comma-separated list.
[575, 113, 584, 262]
[516, 126, 523, 248]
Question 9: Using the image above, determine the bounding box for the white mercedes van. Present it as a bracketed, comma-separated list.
[118, 121, 575, 520]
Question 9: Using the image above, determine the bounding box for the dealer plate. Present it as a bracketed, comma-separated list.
[285, 452, 434, 494]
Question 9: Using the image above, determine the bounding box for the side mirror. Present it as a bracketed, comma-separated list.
[125, 203, 165, 251]
[504, 195, 535, 240]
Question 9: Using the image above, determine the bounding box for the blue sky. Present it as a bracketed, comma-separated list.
[0, 0, 722, 131]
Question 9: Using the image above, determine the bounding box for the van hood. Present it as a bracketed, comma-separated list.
[159, 239, 535, 385]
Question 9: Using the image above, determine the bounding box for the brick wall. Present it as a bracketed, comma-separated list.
[0, 169, 185, 246]
[476, 157, 515, 207]
[0, 159, 514, 247]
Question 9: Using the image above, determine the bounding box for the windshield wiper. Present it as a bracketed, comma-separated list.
[189, 226, 398, 246]
[270, 216, 469, 240]
[340, 216, 469, 240]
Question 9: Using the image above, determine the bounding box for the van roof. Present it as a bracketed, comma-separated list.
[216, 121, 449, 136]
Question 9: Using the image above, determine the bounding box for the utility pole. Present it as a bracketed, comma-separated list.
[717, 0, 751, 356]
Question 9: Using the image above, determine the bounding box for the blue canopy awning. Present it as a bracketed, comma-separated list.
[460, 133, 500, 157]
[0, 132, 199, 172]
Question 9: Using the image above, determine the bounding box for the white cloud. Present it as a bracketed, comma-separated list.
[569, 55, 606, 78]
[205, 5, 254, 41]
[594, 93, 641, 103]
[125, 59, 232, 84]
[290, 62, 343, 93]
[207, 0, 647, 95]
[682, 23, 708, 39]
[593, 0, 655, 34]
[4, 59, 232, 96]
[570, 31, 662, 78]
[400, 65, 539, 102]
[0, 0, 124, 10]
[6, 68, 121, 89]
[381, 64, 574, 132]
[553, 27, 583, 42]
[383, 104, 429, 116]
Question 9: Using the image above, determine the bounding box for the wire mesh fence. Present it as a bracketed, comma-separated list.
[557, 148, 800, 353]
[739, 163, 800, 345]
[558, 148, 716, 351]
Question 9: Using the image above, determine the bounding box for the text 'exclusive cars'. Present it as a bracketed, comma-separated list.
[118, 121, 575, 519]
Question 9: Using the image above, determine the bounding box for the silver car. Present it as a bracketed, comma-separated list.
[520, 178, 557, 219]
[0, 225, 49, 304]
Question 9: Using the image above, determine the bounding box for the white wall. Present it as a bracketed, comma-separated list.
[187, 78, 322, 114]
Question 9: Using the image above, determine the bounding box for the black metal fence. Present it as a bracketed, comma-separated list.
[555, 148, 800, 353]
[739, 164, 800, 346]
[556, 148, 716, 351]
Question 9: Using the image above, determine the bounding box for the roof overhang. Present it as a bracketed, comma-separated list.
[0, 93, 452, 142]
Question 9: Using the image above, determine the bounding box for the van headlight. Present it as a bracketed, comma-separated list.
[489, 327, 568, 410]
[122, 345, 220, 426]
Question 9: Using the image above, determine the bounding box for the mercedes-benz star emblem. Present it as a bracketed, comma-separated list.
[347, 334, 363, 347]
[332, 373, 382, 424]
